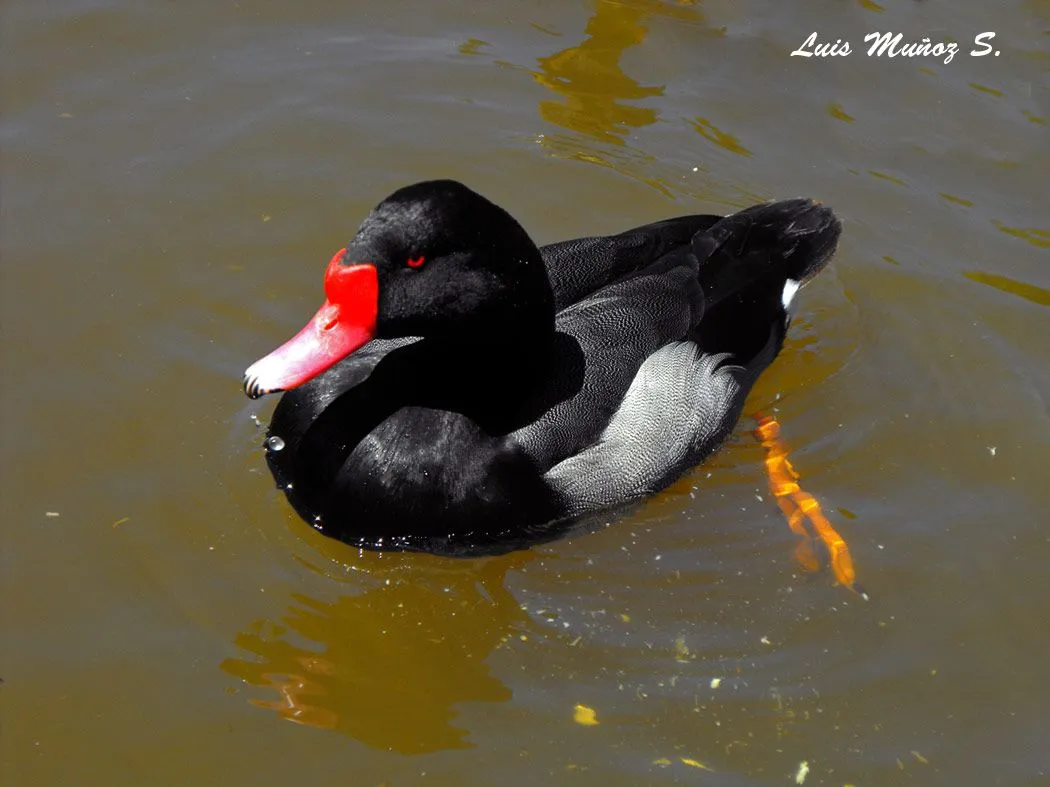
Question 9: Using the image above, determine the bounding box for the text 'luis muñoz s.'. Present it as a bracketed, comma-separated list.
[791, 32, 999, 64]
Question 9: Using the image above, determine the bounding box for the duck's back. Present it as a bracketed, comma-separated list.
[538, 198, 842, 516]
[541, 214, 720, 310]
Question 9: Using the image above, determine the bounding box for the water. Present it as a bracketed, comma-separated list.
[2, 1, 1048, 784]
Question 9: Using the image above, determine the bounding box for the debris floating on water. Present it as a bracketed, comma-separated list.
[680, 757, 712, 770]
[573, 704, 599, 726]
[674, 635, 691, 662]
[795, 760, 809, 784]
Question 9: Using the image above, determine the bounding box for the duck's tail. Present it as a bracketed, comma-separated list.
[690, 199, 841, 363]
[695, 199, 841, 308]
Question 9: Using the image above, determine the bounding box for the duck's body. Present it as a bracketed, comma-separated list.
[244, 181, 840, 554]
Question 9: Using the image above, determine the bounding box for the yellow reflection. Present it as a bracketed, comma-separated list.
[532, 0, 701, 145]
[827, 102, 855, 123]
[458, 38, 489, 56]
[868, 170, 908, 187]
[536, 131, 675, 196]
[691, 117, 751, 157]
[939, 192, 973, 207]
[969, 82, 1003, 98]
[991, 221, 1050, 249]
[221, 553, 532, 753]
[964, 271, 1050, 307]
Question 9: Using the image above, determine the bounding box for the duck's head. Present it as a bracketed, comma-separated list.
[244, 180, 554, 398]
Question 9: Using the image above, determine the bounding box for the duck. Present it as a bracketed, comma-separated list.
[243, 179, 841, 555]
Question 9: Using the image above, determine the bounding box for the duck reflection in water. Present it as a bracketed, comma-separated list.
[221, 553, 529, 753]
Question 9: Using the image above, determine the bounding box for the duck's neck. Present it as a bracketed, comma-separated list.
[432, 309, 557, 378]
[491, 247, 557, 342]
[382, 319, 556, 436]
[435, 251, 558, 361]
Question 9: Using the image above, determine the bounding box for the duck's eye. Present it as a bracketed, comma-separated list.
[407, 255, 426, 269]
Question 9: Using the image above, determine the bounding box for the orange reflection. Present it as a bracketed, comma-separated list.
[532, 0, 702, 145]
[250, 658, 339, 730]
[222, 553, 531, 753]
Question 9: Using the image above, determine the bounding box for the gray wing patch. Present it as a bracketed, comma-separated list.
[510, 263, 701, 469]
[543, 341, 750, 516]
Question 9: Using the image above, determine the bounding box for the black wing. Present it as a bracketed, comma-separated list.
[541, 214, 720, 311]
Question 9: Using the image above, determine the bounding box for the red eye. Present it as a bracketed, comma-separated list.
[407, 255, 425, 268]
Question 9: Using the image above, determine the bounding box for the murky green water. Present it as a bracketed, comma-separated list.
[2, 1, 1048, 784]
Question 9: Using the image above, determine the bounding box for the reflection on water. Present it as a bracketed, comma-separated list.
[690, 117, 751, 157]
[531, 0, 686, 145]
[940, 192, 974, 207]
[868, 169, 908, 187]
[534, 131, 675, 196]
[992, 221, 1050, 249]
[827, 101, 856, 123]
[969, 82, 1004, 98]
[221, 553, 530, 753]
[964, 271, 1050, 307]
[522, 0, 726, 198]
